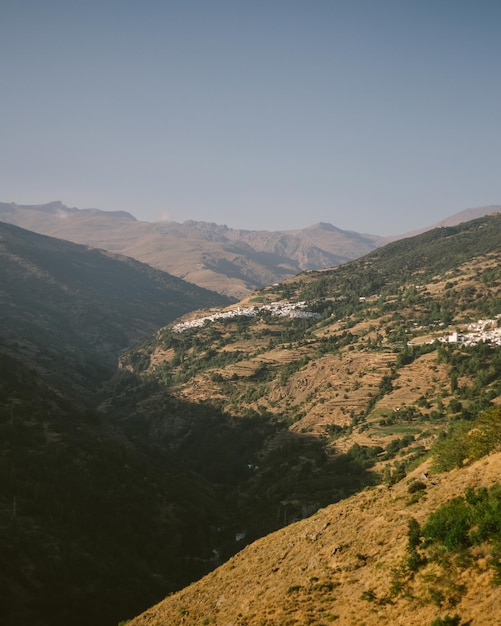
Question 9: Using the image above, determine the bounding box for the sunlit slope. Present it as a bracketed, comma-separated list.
[4, 214, 500, 625]
[128, 451, 501, 626]
[114, 214, 501, 593]
[124, 213, 501, 458]
[1, 201, 499, 298]
[0, 201, 385, 298]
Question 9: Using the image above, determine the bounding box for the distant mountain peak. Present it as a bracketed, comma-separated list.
[306, 221, 339, 232]
[0, 200, 137, 221]
[10, 200, 77, 214]
[83, 208, 137, 220]
[182, 219, 231, 232]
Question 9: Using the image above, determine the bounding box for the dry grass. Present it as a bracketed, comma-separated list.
[128, 452, 501, 626]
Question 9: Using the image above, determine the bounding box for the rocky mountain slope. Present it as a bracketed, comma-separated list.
[0, 201, 384, 298]
[1, 201, 499, 299]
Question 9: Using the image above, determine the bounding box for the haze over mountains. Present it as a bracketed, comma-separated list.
[1, 210, 501, 625]
[1, 201, 499, 299]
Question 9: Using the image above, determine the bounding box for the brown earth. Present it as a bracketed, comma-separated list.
[128, 452, 501, 626]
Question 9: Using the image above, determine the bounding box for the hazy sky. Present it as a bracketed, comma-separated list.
[1, 1, 500, 234]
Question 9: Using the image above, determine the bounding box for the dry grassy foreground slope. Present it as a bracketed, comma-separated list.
[128, 453, 501, 626]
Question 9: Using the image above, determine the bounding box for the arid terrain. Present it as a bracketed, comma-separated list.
[128, 451, 501, 626]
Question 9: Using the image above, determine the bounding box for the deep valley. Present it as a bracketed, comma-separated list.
[1, 213, 501, 625]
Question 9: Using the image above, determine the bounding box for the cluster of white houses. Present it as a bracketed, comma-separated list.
[172, 302, 501, 347]
[172, 301, 321, 333]
[438, 316, 501, 346]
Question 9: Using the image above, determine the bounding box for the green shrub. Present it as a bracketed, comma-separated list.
[408, 480, 427, 494]
[430, 615, 461, 626]
[422, 497, 472, 551]
[431, 406, 501, 472]
[421, 484, 501, 563]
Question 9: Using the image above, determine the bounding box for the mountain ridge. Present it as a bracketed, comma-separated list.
[0, 221, 230, 399]
[385, 204, 501, 241]
[0, 201, 386, 298]
[1, 200, 499, 298]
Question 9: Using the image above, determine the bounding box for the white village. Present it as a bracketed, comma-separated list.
[172, 301, 321, 333]
[437, 316, 501, 346]
[173, 301, 501, 349]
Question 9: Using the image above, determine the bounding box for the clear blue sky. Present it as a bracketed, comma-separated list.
[1, 0, 500, 234]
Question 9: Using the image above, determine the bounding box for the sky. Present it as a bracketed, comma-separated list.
[1, 1, 500, 235]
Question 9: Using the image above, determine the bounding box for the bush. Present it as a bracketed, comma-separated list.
[408, 480, 427, 494]
[422, 497, 472, 551]
[431, 406, 501, 472]
[430, 615, 461, 626]
[421, 485, 501, 556]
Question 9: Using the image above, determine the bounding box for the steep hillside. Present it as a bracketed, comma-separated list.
[122, 202, 501, 626]
[0, 201, 385, 298]
[0, 223, 237, 626]
[0, 221, 229, 397]
[120, 213, 501, 551]
[0, 350, 244, 626]
[128, 450, 501, 626]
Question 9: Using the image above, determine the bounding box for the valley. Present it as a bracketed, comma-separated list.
[0, 201, 386, 299]
[1, 212, 501, 625]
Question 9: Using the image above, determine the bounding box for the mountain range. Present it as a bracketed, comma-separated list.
[1, 210, 501, 625]
[1, 201, 500, 299]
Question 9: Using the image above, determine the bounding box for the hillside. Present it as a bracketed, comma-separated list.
[128, 450, 501, 626]
[122, 215, 501, 626]
[116, 213, 501, 619]
[0, 201, 385, 298]
[0, 223, 236, 626]
[0, 221, 229, 397]
[1, 348, 254, 626]
[1, 201, 499, 299]
[122, 213, 501, 474]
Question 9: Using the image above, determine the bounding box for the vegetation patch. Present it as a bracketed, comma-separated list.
[389, 484, 501, 613]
